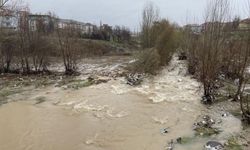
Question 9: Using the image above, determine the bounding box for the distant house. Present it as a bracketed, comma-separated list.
[57, 19, 95, 34]
[239, 18, 250, 30]
[0, 10, 97, 34]
[28, 14, 54, 32]
[184, 24, 202, 34]
[201, 21, 230, 32]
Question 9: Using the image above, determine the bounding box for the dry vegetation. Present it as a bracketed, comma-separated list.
[182, 0, 250, 122]
[130, 2, 179, 74]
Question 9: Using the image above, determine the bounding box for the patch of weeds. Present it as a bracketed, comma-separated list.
[0, 88, 23, 97]
[177, 136, 195, 144]
[216, 95, 230, 103]
[34, 96, 46, 105]
[66, 80, 94, 90]
[230, 109, 242, 119]
[194, 127, 221, 137]
[225, 137, 243, 150]
[55, 78, 77, 87]
[0, 98, 8, 106]
[34, 79, 56, 88]
[0, 88, 23, 106]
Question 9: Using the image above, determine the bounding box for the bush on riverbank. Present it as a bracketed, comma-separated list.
[129, 49, 160, 75]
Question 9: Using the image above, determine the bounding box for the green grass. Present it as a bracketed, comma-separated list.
[34, 96, 47, 105]
[56, 78, 95, 90]
[66, 80, 94, 89]
[177, 136, 195, 144]
[225, 137, 243, 150]
[0, 88, 24, 106]
[194, 127, 222, 137]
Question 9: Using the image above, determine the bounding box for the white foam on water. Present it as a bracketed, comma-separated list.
[106, 109, 129, 118]
[60, 100, 129, 119]
[149, 93, 167, 103]
[133, 55, 202, 104]
[215, 114, 242, 139]
[59, 100, 81, 106]
[73, 100, 109, 112]
[111, 85, 131, 95]
[152, 116, 169, 124]
[93, 112, 106, 120]
[85, 134, 99, 145]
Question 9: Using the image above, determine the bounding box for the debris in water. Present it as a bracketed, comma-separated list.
[193, 115, 221, 136]
[176, 137, 182, 144]
[222, 113, 229, 117]
[126, 73, 144, 86]
[161, 128, 170, 134]
[166, 139, 174, 150]
[202, 95, 215, 104]
[205, 141, 224, 150]
[178, 52, 187, 60]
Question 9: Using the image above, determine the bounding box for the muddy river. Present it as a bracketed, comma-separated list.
[0, 56, 242, 150]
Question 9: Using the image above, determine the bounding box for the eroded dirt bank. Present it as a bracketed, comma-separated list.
[0, 56, 246, 150]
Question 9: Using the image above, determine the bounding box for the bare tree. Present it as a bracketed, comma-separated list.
[30, 26, 51, 72]
[0, 36, 17, 73]
[141, 1, 159, 48]
[56, 22, 81, 75]
[0, 0, 9, 9]
[197, 0, 231, 103]
[234, 0, 250, 123]
[18, 9, 32, 73]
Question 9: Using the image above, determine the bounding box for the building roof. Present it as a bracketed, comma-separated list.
[241, 18, 250, 24]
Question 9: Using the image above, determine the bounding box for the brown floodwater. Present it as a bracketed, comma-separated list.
[0, 56, 242, 150]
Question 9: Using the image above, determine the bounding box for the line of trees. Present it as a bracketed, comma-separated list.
[0, 8, 54, 74]
[182, 0, 250, 122]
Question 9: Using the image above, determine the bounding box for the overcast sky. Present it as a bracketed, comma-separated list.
[23, 0, 248, 30]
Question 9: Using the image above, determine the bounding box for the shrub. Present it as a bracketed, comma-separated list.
[129, 48, 160, 75]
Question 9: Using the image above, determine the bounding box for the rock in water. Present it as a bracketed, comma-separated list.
[205, 141, 224, 150]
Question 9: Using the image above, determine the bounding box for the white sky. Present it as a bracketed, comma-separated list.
[21, 0, 249, 30]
